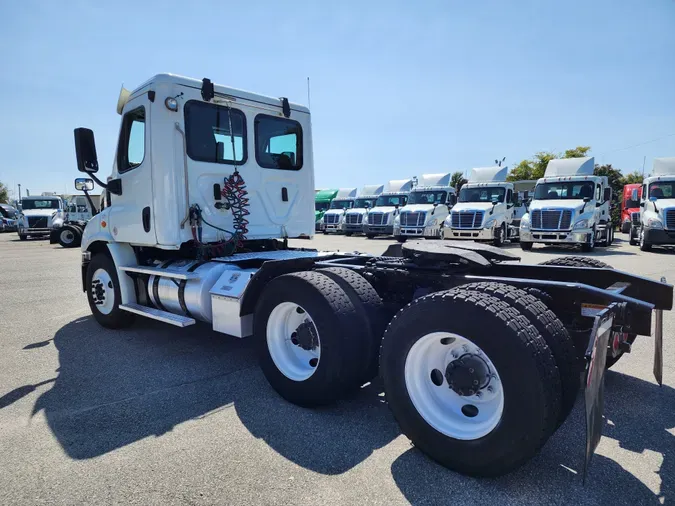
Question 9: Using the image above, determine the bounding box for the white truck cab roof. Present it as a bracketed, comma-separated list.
[468, 166, 508, 183]
[543, 157, 595, 178]
[415, 173, 453, 190]
[381, 179, 413, 195]
[648, 157, 675, 180]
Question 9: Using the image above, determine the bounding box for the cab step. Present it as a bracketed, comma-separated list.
[119, 265, 200, 280]
[119, 303, 196, 327]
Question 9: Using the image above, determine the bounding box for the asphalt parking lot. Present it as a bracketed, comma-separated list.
[1, 232, 674, 505]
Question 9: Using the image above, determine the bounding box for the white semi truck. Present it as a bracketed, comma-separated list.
[17, 195, 67, 240]
[320, 188, 357, 234]
[343, 184, 384, 236]
[71, 73, 671, 479]
[362, 179, 412, 238]
[635, 157, 675, 251]
[443, 166, 523, 247]
[52, 181, 101, 248]
[520, 157, 614, 252]
[393, 173, 457, 242]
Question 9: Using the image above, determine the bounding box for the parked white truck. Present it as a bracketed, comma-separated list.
[320, 188, 357, 234]
[343, 184, 384, 236]
[635, 157, 675, 251]
[363, 179, 412, 238]
[52, 181, 100, 248]
[70, 73, 671, 480]
[443, 166, 521, 247]
[520, 157, 613, 252]
[17, 195, 67, 240]
[393, 173, 457, 242]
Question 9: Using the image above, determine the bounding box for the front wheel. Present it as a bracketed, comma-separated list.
[520, 241, 533, 251]
[621, 222, 631, 234]
[629, 226, 639, 246]
[19, 234, 27, 241]
[492, 224, 505, 247]
[639, 227, 652, 251]
[86, 253, 135, 329]
[380, 289, 560, 477]
[581, 228, 596, 252]
[366, 233, 376, 239]
[58, 226, 81, 248]
[345, 232, 353, 237]
[395, 236, 407, 243]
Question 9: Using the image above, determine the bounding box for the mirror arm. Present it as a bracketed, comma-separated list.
[89, 173, 122, 196]
[82, 189, 99, 218]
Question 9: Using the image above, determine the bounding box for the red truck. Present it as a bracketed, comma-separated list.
[621, 183, 642, 233]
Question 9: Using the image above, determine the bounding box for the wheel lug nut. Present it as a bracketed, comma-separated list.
[309, 358, 318, 367]
[473, 380, 479, 386]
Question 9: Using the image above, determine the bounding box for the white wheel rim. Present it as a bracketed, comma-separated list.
[405, 332, 504, 440]
[60, 229, 74, 244]
[267, 302, 321, 381]
[91, 268, 115, 315]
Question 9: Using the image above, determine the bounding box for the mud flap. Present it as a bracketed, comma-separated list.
[583, 304, 615, 483]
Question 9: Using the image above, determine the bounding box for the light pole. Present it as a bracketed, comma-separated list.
[17, 184, 21, 200]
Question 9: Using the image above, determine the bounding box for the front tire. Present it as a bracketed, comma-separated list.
[19, 234, 27, 241]
[621, 222, 631, 234]
[581, 227, 596, 252]
[520, 241, 533, 251]
[380, 289, 560, 477]
[58, 225, 81, 248]
[395, 236, 407, 243]
[255, 271, 370, 407]
[86, 253, 135, 329]
[639, 227, 652, 251]
[492, 224, 505, 247]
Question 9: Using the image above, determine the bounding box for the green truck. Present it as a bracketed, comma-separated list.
[315, 189, 339, 231]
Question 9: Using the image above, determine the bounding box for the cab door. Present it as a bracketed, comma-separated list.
[108, 95, 157, 245]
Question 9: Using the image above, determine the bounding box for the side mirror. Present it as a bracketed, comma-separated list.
[394, 204, 400, 209]
[74, 128, 99, 173]
[583, 196, 591, 203]
[603, 187, 611, 202]
[631, 189, 639, 202]
[650, 196, 658, 202]
[75, 178, 94, 192]
[640, 202, 645, 207]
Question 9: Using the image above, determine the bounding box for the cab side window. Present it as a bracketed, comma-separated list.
[117, 107, 146, 173]
[506, 189, 513, 204]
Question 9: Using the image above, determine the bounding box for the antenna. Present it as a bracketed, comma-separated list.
[307, 77, 311, 109]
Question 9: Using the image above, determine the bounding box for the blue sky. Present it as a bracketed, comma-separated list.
[1, 0, 673, 197]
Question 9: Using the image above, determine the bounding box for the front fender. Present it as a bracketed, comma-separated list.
[81, 209, 114, 251]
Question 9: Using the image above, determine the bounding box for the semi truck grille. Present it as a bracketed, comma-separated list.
[401, 212, 426, 227]
[345, 213, 363, 225]
[324, 214, 340, 225]
[369, 213, 385, 226]
[531, 209, 572, 230]
[450, 211, 484, 229]
[665, 209, 675, 229]
[27, 216, 48, 228]
[630, 212, 640, 225]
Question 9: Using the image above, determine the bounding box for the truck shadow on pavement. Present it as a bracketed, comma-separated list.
[32, 316, 398, 474]
[391, 370, 674, 505]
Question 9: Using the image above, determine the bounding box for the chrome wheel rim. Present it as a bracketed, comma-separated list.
[91, 268, 115, 315]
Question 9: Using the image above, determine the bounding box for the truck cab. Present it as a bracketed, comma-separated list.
[363, 179, 412, 238]
[520, 157, 613, 252]
[620, 184, 642, 234]
[343, 184, 384, 236]
[636, 157, 675, 251]
[321, 188, 358, 234]
[17, 195, 66, 240]
[315, 189, 338, 231]
[443, 166, 519, 247]
[393, 173, 456, 242]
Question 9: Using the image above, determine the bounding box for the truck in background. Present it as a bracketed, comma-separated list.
[315, 189, 338, 231]
[520, 157, 613, 252]
[393, 173, 456, 242]
[51, 182, 100, 248]
[343, 184, 384, 236]
[321, 188, 358, 234]
[363, 179, 413, 238]
[635, 157, 675, 251]
[443, 166, 524, 247]
[621, 183, 642, 234]
[16, 195, 67, 241]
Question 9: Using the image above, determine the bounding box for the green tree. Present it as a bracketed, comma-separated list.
[507, 146, 592, 182]
[594, 164, 623, 228]
[622, 171, 643, 185]
[0, 181, 9, 203]
[563, 146, 591, 159]
[450, 171, 468, 191]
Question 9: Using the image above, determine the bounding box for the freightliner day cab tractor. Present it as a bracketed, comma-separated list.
[520, 157, 614, 252]
[314, 188, 338, 232]
[621, 183, 642, 235]
[363, 179, 412, 238]
[393, 173, 457, 242]
[74, 73, 671, 479]
[17, 195, 67, 241]
[636, 157, 675, 251]
[444, 166, 522, 247]
[344, 184, 384, 236]
[320, 188, 357, 234]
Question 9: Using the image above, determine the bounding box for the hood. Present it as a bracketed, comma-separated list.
[369, 206, 397, 213]
[652, 198, 675, 210]
[452, 202, 496, 212]
[22, 209, 60, 217]
[346, 208, 368, 215]
[324, 209, 348, 216]
[529, 200, 585, 212]
[400, 204, 439, 213]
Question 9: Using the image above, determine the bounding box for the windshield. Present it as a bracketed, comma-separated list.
[534, 182, 594, 200]
[21, 199, 61, 210]
[353, 198, 377, 209]
[375, 195, 408, 207]
[408, 190, 448, 205]
[315, 201, 330, 211]
[329, 199, 353, 210]
[625, 198, 640, 209]
[458, 187, 505, 203]
[648, 182, 675, 200]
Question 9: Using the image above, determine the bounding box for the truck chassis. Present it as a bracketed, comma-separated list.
[81, 238, 671, 479]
